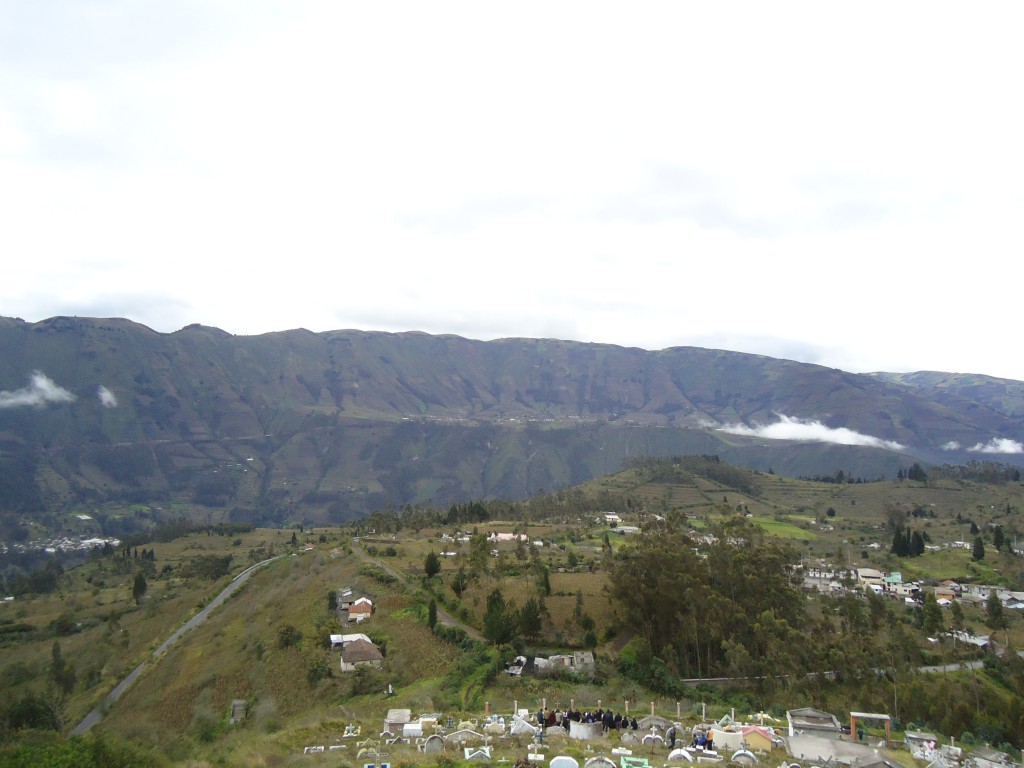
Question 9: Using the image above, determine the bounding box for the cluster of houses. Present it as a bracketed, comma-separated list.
[802, 564, 1024, 612]
[934, 581, 1024, 611]
[336, 587, 374, 623]
[853, 568, 922, 600]
[330, 587, 382, 672]
[802, 565, 922, 600]
[436, 531, 548, 558]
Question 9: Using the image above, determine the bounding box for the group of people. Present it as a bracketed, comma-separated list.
[535, 707, 640, 733]
[531, 707, 715, 753]
[690, 729, 715, 751]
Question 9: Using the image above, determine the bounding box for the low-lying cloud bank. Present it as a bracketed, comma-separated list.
[717, 414, 905, 451]
[0, 371, 75, 409]
[943, 438, 1024, 454]
[968, 438, 1024, 454]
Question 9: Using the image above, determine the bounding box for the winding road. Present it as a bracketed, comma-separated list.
[71, 554, 287, 736]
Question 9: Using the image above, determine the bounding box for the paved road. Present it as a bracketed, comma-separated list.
[918, 660, 985, 673]
[350, 541, 485, 642]
[71, 555, 287, 735]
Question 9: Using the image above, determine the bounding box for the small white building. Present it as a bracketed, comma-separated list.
[329, 632, 370, 650]
[488, 532, 527, 543]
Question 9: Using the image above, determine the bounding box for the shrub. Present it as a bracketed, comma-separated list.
[277, 624, 303, 649]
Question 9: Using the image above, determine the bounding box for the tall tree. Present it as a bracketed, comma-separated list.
[950, 599, 965, 632]
[423, 550, 441, 578]
[985, 591, 1009, 646]
[468, 530, 490, 575]
[450, 568, 469, 598]
[973, 536, 986, 561]
[911, 530, 926, 557]
[482, 588, 517, 645]
[536, 564, 551, 596]
[922, 593, 944, 636]
[132, 571, 147, 605]
[49, 640, 76, 695]
[518, 596, 545, 641]
[891, 527, 908, 556]
[993, 525, 1005, 552]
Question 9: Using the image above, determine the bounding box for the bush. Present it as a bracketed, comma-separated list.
[2, 691, 63, 733]
[306, 656, 331, 685]
[348, 666, 385, 697]
[278, 624, 303, 649]
[0, 733, 165, 768]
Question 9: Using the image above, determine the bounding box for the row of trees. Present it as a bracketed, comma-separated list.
[897, 463, 928, 482]
[891, 526, 928, 557]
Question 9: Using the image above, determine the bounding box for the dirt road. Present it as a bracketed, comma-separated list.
[350, 541, 484, 642]
[71, 555, 286, 735]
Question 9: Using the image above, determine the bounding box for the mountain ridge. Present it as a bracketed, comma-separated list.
[1, 315, 1022, 528]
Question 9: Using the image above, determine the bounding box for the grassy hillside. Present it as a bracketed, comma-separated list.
[3, 459, 1024, 764]
[872, 370, 1024, 420]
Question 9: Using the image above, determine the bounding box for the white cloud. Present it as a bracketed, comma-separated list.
[942, 441, 962, 451]
[717, 414, 905, 451]
[968, 438, 1024, 455]
[0, 371, 76, 409]
[97, 385, 118, 408]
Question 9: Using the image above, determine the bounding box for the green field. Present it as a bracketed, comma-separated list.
[751, 517, 819, 540]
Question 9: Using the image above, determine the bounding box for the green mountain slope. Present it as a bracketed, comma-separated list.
[1, 316, 1022, 528]
[871, 370, 1024, 419]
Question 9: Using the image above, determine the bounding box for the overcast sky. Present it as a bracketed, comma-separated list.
[3, 2, 1023, 380]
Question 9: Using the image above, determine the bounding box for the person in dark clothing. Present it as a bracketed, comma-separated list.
[630, 717, 638, 730]
[667, 725, 677, 748]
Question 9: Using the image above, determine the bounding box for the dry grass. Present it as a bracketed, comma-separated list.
[93, 540, 468, 756]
